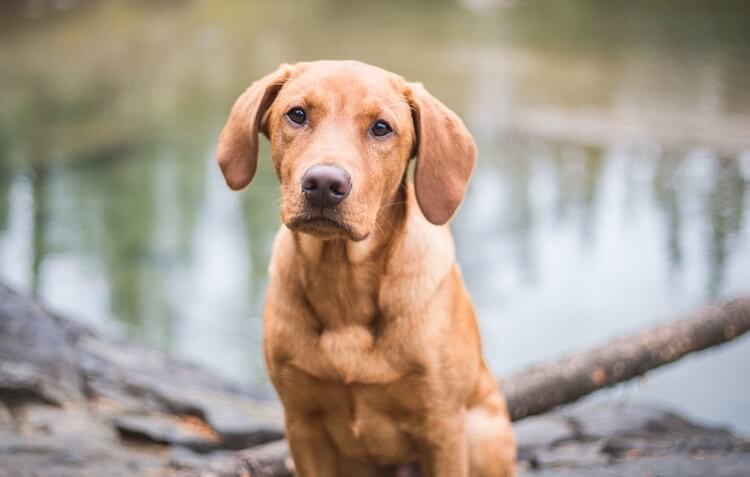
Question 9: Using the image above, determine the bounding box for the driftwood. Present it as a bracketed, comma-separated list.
[504, 295, 750, 420]
[237, 295, 750, 476]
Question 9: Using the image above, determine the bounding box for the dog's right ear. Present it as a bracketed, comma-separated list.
[406, 82, 477, 225]
[216, 64, 293, 190]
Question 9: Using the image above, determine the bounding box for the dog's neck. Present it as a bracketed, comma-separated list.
[292, 184, 408, 331]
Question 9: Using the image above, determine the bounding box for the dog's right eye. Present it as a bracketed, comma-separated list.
[286, 107, 307, 125]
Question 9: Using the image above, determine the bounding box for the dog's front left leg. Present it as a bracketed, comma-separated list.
[417, 414, 469, 477]
[285, 412, 338, 477]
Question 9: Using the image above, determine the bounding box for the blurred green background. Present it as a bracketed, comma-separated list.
[1, 0, 749, 433]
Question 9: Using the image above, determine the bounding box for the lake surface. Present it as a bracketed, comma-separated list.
[1, 0, 749, 433]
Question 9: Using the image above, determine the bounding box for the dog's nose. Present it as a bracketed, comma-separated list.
[301, 165, 352, 208]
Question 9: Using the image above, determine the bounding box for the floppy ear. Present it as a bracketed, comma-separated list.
[407, 82, 477, 225]
[216, 64, 292, 190]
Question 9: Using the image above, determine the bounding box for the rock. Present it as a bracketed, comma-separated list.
[169, 446, 242, 476]
[520, 400, 750, 476]
[559, 402, 676, 439]
[2, 281, 749, 477]
[0, 282, 283, 476]
[19, 404, 114, 442]
[0, 404, 170, 477]
[523, 454, 750, 477]
[602, 433, 739, 458]
[0, 439, 168, 477]
[514, 414, 576, 449]
[237, 440, 295, 477]
[532, 441, 609, 469]
[0, 402, 12, 427]
[605, 454, 750, 477]
[0, 284, 85, 406]
[193, 392, 284, 450]
[79, 335, 284, 449]
[115, 414, 221, 452]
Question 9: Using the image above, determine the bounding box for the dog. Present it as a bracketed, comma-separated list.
[216, 60, 516, 477]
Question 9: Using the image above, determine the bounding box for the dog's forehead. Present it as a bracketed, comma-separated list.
[284, 61, 406, 110]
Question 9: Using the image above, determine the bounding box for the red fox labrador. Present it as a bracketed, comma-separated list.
[217, 60, 516, 477]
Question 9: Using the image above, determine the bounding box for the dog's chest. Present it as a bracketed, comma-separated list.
[323, 382, 419, 465]
[304, 263, 381, 330]
[278, 323, 423, 464]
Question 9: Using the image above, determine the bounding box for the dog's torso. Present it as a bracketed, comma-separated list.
[264, 188, 489, 466]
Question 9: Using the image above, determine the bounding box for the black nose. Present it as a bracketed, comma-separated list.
[301, 165, 352, 208]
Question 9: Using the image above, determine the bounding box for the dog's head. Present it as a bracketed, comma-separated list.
[217, 60, 476, 240]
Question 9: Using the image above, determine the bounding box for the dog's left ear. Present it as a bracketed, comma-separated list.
[407, 82, 477, 225]
[217, 64, 293, 190]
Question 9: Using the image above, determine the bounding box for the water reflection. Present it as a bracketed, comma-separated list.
[458, 141, 750, 309]
[707, 157, 746, 297]
[0, 0, 749, 431]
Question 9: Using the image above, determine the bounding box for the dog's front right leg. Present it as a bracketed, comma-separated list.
[417, 413, 470, 477]
[285, 412, 338, 477]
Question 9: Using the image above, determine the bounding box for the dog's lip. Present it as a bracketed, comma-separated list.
[286, 214, 370, 241]
[293, 215, 346, 230]
[287, 213, 349, 233]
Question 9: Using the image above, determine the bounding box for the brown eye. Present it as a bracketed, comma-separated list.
[286, 107, 307, 125]
[370, 120, 392, 137]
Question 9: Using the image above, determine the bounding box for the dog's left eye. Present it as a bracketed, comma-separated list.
[286, 107, 307, 125]
[370, 120, 393, 137]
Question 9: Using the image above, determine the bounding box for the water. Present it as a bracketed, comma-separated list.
[1, 0, 749, 434]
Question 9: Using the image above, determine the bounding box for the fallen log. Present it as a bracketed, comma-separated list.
[503, 295, 750, 420]
[236, 294, 750, 477]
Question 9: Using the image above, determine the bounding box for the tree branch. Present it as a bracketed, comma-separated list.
[503, 295, 750, 420]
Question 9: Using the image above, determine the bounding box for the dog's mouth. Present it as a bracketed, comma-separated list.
[286, 213, 369, 241]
